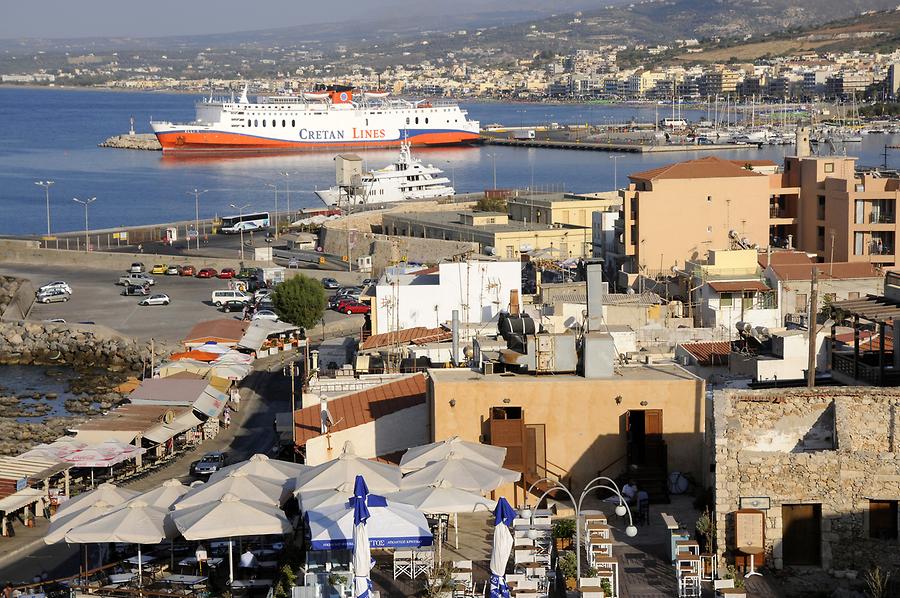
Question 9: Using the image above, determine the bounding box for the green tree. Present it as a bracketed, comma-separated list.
[271, 274, 326, 329]
[476, 195, 508, 213]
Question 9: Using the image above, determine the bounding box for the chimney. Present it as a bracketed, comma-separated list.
[795, 125, 811, 158]
[509, 289, 520, 316]
[586, 263, 606, 332]
[451, 309, 460, 366]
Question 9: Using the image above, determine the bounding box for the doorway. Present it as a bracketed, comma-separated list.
[626, 410, 664, 467]
[782, 504, 821, 566]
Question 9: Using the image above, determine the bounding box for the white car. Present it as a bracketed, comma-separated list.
[254, 288, 273, 300]
[138, 293, 170, 306]
[37, 281, 72, 295]
[251, 309, 279, 321]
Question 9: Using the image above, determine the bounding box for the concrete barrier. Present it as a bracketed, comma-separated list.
[0, 277, 35, 322]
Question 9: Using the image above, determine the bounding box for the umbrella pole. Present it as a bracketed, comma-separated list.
[170, 539, 174, 573]
[138, 544, 143, 591]
[229, 538, 234, 586]
[454, 513, 459, 550]
[90, 469, 94, 489]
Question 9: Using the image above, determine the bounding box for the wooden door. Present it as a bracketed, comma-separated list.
[782, 504, 821, 566]
[644, 409, 664, 467]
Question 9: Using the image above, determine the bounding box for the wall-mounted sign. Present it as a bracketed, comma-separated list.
[739, 496, 771, 510]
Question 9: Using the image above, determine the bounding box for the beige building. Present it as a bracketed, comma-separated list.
[428, 364, 707, 504]
[507, 191, 620, 227]
[383, 211, 592, 259]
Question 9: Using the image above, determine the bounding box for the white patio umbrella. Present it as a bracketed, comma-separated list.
[400, 456, 520, 493]
[65, 500, 176, 588]
[45, 501, 115, 544]
[128, 479, 189, 509]
[305, 498, 432, 551]
[175, 470, 291, 509]
[294, 442, 401, 494]
[385, 484, 496, 549]
[488, 498, 516, 598]
[172, 493, 292, 584]
[52, 483, 139, 521]
[295, 488, 353, 512]
[211, 454, 309, 490]
[399, 437, 508, 474]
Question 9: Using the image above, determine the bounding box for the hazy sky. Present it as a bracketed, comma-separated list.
[1, 0, 596, 39]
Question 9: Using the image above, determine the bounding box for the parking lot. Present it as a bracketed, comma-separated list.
[1, 262, 361, 342]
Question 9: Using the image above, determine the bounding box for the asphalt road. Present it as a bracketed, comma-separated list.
[0, 263, 361, 342]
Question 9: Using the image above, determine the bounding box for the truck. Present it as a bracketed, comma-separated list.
[513, 129, 536, 140]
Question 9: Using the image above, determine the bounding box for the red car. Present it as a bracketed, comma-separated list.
[196, 268, 218, 278]
[336, 299, 370, 315]
[218, 268, 236, 279]
[180, 265, 196, 276]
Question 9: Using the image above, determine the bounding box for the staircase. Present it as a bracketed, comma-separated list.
[628, 464, 670, 504]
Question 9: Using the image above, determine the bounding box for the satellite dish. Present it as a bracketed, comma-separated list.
[163, 410, 175, 424]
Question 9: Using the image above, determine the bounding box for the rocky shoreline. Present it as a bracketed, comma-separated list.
[98, 133, 161, 151]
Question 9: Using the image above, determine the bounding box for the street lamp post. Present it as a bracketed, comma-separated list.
[279, 171, 292, 230]
[522, 476, 636, 582]
[187, 188, 208, 250]
[265, 183, 279, 239]
[35, 180, 55, 237]
[610, 155, 620, 191]
[230, 203, 251, 263]
[72, 197, 96, 253]
[487, 153, 498, 189]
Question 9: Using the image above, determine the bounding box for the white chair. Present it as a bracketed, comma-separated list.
[506, 574, 527, 585]
[514, 549, 536, 565]
[514, 537, 535, 548]
[393, 550, 413, 580]
[452, 560, 472, 571]
[412, 549, 434, 579]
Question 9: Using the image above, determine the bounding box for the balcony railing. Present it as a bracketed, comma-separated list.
[869, 213, 896, 224]
[832, 351, 900, 386]
[769, 207, 792, 219]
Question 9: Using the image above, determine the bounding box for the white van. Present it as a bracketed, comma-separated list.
[211, 289, 251, 306]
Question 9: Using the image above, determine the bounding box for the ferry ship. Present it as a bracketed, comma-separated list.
[315, 142, 454, 206]
[150, 85, 480, 153]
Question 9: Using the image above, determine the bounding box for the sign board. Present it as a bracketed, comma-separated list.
[16, 477, 28, 492]
[739, 496, 771, 510]
[187, 230, 199, 239]
[734, 509, 765, 555]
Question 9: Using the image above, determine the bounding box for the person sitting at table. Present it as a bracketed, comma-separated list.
[239, 548, 257, 579]
[622, 480, 638, 505]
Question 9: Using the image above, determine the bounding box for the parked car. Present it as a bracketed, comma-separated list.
[37, 281, 73, 295]
[361, 278, 376, 287]
[251, 309, 279, 321]
[138, 293, 170, 306]
[118, 272, 155, 286]
[336, 299, 370, 315]
[121, 284, 150, 296]
[211, 290, 251, 307]
[165, 265, 182, 275]
[190, 452, 227, 476]
[237, 267, 260, 280]
[196, 268, 218, 279]
[220, 299, 246, 313]
[335, 286, 362, 302]
[321, 277, 340, 289]
[150, 264, 168, 275]
[287, 258, 300, 269]
[36, 289, 70, 304]
[129, 262, 145, 273]
[218, 268, 236, 279]
[254, 288, 273, 301]
[180, 265, 196, 276]
[257, 298, 275, 311]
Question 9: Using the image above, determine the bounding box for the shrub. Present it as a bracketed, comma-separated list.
[271, 274, 326, 329]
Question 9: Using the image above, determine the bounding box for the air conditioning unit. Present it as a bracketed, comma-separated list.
[483, 361, 497, 375]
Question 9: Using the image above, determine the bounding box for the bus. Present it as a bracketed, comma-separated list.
[219, 211, 270, 234]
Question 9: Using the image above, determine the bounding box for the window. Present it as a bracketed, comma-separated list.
[246, 119, 251, 126]
[406, 117, 410, 125]
[272, 120, 276, 127]
[796, 293, 807, 312]
[817, 226, 825, 251]
[848, 291, 860, 300]
[742, 293, 753, 310]
[720, 293, 733, 307]
[425, 117, 429, 124]
[707, 196, 712, 203]
[292, 120, 295, 127]
[869, 500, 898, 540]
[415, 117, 419, 124]
[262, 120, 266, 127]
[282, 119, 286, 127]
[824, 162, 834, 173]
[817, 196, 826, 220]
[707, 226, 713, 233]
[254, 119, 258, 127]
[855, 232, 865, 256]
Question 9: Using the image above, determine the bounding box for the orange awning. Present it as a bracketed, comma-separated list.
[169, 350, 221, 362]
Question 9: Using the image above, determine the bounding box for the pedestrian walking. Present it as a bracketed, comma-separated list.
[223, 407, 231, 429]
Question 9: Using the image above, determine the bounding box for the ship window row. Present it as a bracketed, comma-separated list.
[404, 117, 431, 125]
[247, 119, 297, 128]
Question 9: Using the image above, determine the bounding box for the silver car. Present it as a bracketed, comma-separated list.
[37, 280, 72, 295]
[36, 289, 70, 304]
[138, 293, 170, 306]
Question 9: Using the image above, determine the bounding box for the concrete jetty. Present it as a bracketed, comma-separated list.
[98, 133, 161, 151]
[482, 137, 753, 153]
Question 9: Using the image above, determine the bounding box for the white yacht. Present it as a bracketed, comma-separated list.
[316, 142, 455, 206]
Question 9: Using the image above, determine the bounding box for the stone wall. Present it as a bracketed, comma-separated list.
[714, 388, 900, 574]
[0, 276, 35, 321]
[0, 320, 175, 371]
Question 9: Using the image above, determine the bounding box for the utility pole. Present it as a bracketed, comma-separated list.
[72, 197, 96, 253]
[230, 202, 251, 263]
[187, 188, 208, 250]
[807, 266, 818, 388]
[35, 180, 54, 236]
[265, 183, 279, 239]
[285, 361, 297, 461]
[280, 171, 292, 229]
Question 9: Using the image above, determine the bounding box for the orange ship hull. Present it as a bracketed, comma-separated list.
[156, 130, 480, 152]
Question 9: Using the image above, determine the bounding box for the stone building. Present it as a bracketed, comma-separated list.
[713, 388, 900, 573]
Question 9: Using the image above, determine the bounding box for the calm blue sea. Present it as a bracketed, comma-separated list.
[0, 86, 896, 235]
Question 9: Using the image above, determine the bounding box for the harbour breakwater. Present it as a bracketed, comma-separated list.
[99, 133, 161, 150]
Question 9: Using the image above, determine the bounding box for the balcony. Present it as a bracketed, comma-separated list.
[869, 213, 896, 224]
[832, 351, 900, 386]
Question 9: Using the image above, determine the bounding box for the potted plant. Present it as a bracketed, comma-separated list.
[553, 518, 576, 550]
[601, 579, 613, 596]
[423, 564, 454, 598]
[558, 551, 578, 590]
[327, 572, 347, 595]
[695, 508, 716, 554]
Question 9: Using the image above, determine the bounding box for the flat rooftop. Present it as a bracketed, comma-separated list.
[385, 210, 587, 233]
[429, 362, 700, 383]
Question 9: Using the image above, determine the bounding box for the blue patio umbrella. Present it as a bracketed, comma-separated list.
[351, 475, 374, 598]
[488, 497, 516, 598]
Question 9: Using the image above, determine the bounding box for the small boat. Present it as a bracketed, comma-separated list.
[363, 91, 390, 99]
[303, 91, 330, 100]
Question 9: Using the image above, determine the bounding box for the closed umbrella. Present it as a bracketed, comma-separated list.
[294, 442, 401, 494]
[351, 476, 373, 598]
[171, 493, 292, 584]
[211, 454, 309, 490]
[53, 482, 139, 521]
[399, 437, 507, 474]
[400, 456, 520, 493]
[65, 500, 176, 588]
[175, 470, 291, 509]
[488, 497, 516, 598]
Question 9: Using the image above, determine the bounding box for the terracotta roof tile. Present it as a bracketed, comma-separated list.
[629, 156, 765, 182]
[183, 319, 249, 344]
[360, 327, 451, 350]
[294, 374, 426, 446]
[770, 262, 879, 282]
[680, 341, 731, 366]
[758, 250, 813, 269]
